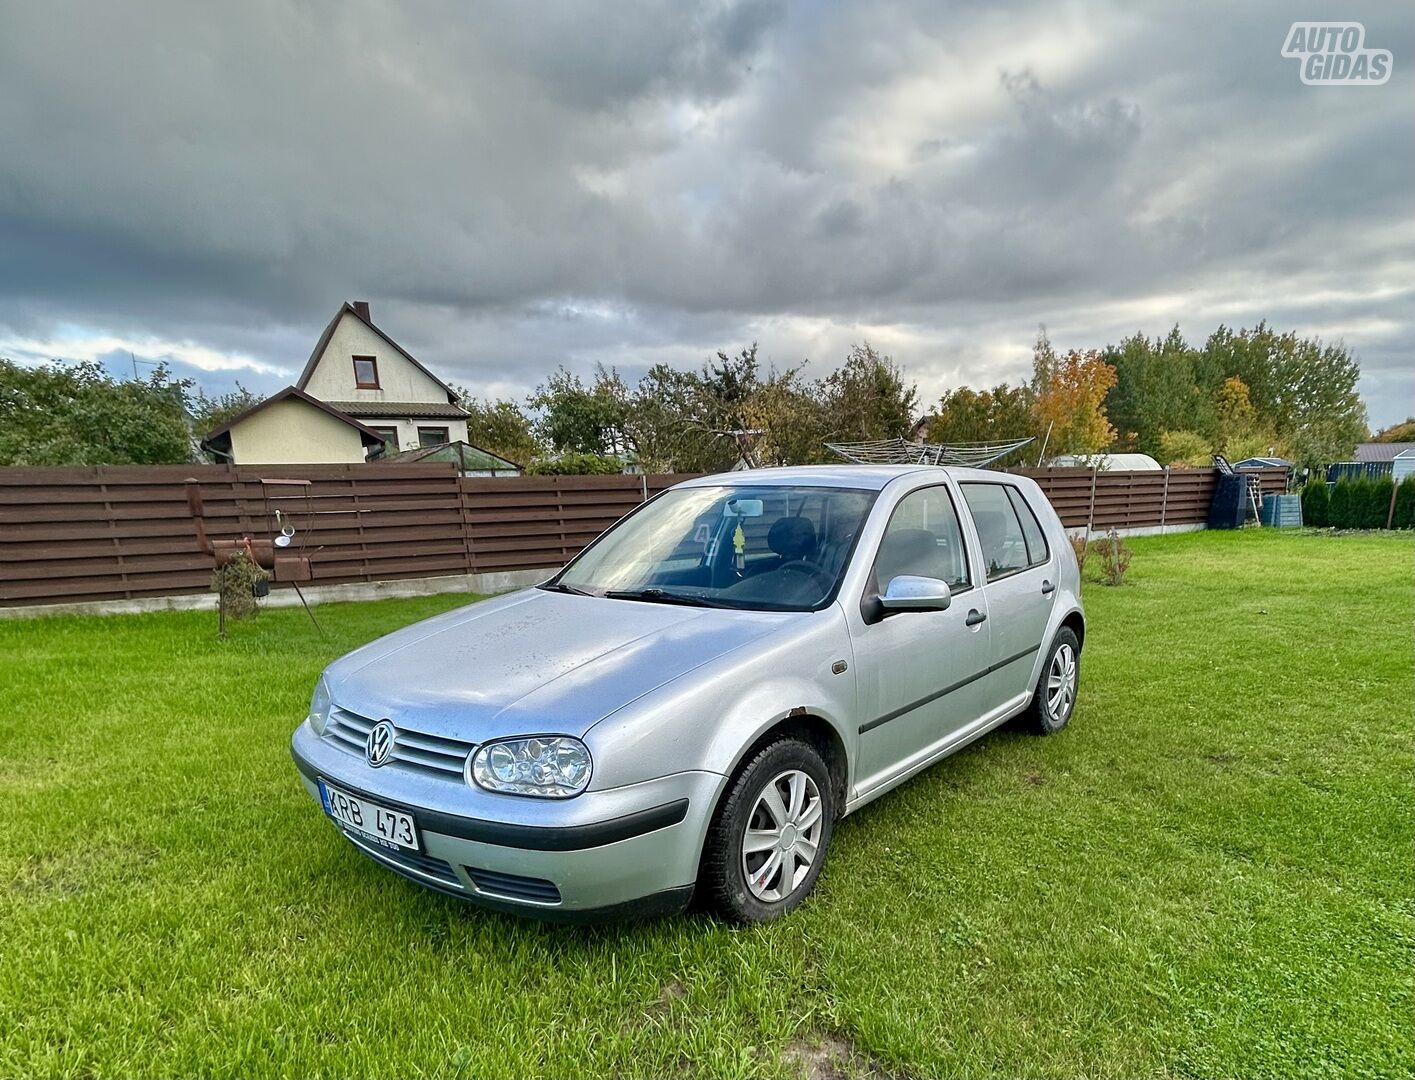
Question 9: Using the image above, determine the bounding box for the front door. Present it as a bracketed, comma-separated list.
[958, 482, 1058, 705]
[851, 483, 992, 796]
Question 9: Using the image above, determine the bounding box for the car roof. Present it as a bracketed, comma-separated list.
[673, 464, 1017, 491]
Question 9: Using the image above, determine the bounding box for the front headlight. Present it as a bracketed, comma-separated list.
[469, 736, 592, 798]
[308, 675, 332, 736]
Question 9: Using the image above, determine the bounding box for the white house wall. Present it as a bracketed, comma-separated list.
[303, 313, 449, 403]
[373, 417, 470, 453]
[227, 399, 370, 464]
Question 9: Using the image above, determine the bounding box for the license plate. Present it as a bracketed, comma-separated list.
[318, 779, 420, 852]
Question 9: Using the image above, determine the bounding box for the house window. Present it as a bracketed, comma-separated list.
[370, 426, 399, 452]
[352, 356, 380, 389]
[417, 426, 449, 446]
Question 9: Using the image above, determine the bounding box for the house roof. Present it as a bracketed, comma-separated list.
[326, 400, 470, 419]
[201, 386, 387, 456]
[295, 302, 459, 404]
[377, 440, 522, 471]
[1354, 442, 1415, 463]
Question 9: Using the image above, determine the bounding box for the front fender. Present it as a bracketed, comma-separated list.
[582, 605, 856, 792]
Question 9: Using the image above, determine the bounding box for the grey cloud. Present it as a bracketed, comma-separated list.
[0, 0, 1411, 427]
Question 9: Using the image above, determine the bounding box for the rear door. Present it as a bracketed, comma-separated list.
[849, 483, 992, 795]
[958, 482, 1057, 705]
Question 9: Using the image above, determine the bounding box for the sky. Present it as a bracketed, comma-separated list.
[1, 0, 1411, 428]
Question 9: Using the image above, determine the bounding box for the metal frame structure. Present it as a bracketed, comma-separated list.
[825, 436, 1035, 469]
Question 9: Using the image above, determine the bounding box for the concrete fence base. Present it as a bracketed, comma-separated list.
[0, 567, 552, 621]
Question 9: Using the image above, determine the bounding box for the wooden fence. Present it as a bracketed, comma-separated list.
[0, 463, 1285, 608]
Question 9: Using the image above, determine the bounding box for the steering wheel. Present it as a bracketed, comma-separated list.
[778, 559, 833, 590]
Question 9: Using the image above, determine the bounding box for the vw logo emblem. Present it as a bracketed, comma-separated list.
[366, 720, 396, 768]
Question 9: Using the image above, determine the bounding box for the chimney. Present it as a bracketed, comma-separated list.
[352, 300, 371, 322]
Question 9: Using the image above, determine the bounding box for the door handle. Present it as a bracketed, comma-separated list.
[964, 609, 987, 627]
[1041, 579, 1056, 596]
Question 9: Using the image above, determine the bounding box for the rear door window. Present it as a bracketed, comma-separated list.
[959, 483, 1036, 580]
[1004, 486, 1050, 566]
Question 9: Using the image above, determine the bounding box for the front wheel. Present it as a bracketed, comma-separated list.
[1023, 627, 1080, 735]
[701, 736, 835, 923]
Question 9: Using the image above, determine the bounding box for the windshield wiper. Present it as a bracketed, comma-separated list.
[540, 581, 598, 597]
[602, 588, 734, 609]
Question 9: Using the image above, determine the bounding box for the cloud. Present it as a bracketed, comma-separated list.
[0, 0, 1410, 427]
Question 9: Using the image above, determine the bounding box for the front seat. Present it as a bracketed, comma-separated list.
[767, 516, 818, 563]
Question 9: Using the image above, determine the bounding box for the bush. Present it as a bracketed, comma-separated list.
[1069, 533, 1089, 576]
[1365, 478, 1396, 529]
[1301, 478, 1329, 527]
[1089, 529, 1132, 586]
[525, 453, 623, 476]
[1328, 478, 1357, 529]
[1158, 429, 1211, 468]
[1394, 479, 1415, 529]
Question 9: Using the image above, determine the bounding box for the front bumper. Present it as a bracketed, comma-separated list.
[291, 723, 723, 920]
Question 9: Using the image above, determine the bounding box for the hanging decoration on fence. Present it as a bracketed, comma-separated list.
[824, 436, 1035, 468]
[184, 477, 323, 639]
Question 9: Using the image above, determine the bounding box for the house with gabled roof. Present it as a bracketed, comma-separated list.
[295, 300, 470, 454]
[201, 386, 386, 465]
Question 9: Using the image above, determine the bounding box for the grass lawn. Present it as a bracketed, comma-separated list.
[2, 529, 1411, 1079]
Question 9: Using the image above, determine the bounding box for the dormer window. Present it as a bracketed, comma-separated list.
[352, 355, 380, 389]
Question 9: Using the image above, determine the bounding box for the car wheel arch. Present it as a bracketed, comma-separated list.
[1059, 608, 1085, 651]
[712, 710, 851, 820]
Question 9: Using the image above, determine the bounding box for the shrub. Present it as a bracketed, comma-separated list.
[1328, 478, 1357, 529]
[1394, 478, 1415, 529]
[1089, 529, 1132, 586]
[1365, 477, 1396, 529]
[1069, 533, 1089, 576]
[1158, 429, 1211, 468]
[526, 453, 623, 476]
[1301, 478, 1329, 527]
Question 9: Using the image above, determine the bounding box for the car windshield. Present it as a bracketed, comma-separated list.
[547, 484, 878, 611]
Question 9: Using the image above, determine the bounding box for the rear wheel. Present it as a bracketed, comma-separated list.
[701, 736, 835, 923]
[1023, 627, 1080, 734]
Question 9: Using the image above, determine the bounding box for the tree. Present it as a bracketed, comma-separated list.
[191, 383, 262, 434]
[1201, 324, 1366, 468]
[923, 383, 1037, 466]
[1104, 327, 1215, 455]
[527, 366, 634, 459]
[525, 452, 621, 475]
[454, 392, 539, 466]
[743, 363, 829, 468]
[1301, 477, 1329, 527]
[1158, 429, 1211, 467]
[818, 342, 917, 443]
[1371, 418, 1415, 443]
[1031, 341, 1118, 457]
[1393, 478, 1415, 528]
[0, 359, 195, 465]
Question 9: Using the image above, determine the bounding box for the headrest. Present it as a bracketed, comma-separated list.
[768, 516, 817, 559]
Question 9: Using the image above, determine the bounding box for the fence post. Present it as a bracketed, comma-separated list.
[1160, 467, 1170, 530]
[641, 474, 648, 502]
[1086, 467, 1098, 537]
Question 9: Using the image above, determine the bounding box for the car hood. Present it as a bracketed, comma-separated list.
[324, 588, 798, 741]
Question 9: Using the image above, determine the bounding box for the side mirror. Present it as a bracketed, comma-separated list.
[879, 575, 952, 614]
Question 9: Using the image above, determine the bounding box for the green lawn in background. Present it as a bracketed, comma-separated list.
[2, 529, 1411, 1079]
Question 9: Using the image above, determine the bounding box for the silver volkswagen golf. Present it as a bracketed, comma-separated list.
[291, 465, 1083, 922]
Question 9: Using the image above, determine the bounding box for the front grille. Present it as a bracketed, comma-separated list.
[344, 831, 464, 889]
[464, 866, 562, 905]
[325, 706, 474, 779]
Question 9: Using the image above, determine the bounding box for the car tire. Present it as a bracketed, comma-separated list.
[1023, 627, 1080, 735]
[701, 736, 835, 924]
